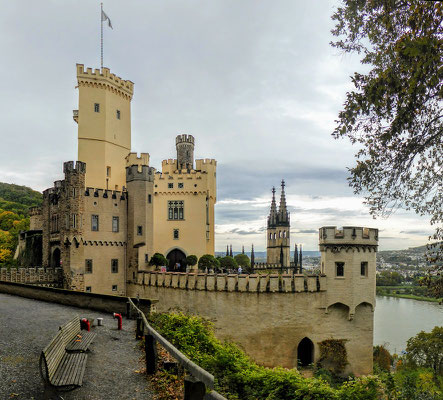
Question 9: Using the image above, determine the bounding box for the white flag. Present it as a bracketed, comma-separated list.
[101, 10, 113, 29]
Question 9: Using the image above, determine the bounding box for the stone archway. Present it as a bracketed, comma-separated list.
[166, 248, 187, 271]
[297, 337, 314, 367]
[51, 248, 61, 268]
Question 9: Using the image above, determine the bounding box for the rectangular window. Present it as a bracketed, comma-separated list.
[94, 103, 100, 112]
[107, 166, 111, 177]
[116, 110, 120, 119]
[148, 194, 152, 204]
[145, 254, 149, 263]
[178, 182, 184, 189]
[72, 213, 77, 229]
[173, 229, 179, 239]
[91, 215, 99, 231]
[85, 286, 92, 293]
[112, 285, 117, 291]
[111, 259, 118, 273]
[72, 187, 77, 198]
[85, 259, 93, 274]
[168, 183, 174, 189]
[112, 216, 119, 232]
[336, 262, 345, 277]
[361, 262, 368, 277]
[137, 226, 143, 235]
[168, 201, 184, 220]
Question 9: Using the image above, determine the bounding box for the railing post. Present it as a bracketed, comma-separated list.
[136, 316, 143, 340]
[145, 334, 157, 374]
[126, 301, 132, 319]
[184, 375, 206, 400]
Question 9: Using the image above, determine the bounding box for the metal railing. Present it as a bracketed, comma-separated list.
[127, 298, 227, 400]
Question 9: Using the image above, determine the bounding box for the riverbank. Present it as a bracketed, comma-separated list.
[376, 286, 441, 303]
[378, 292, 441, 303]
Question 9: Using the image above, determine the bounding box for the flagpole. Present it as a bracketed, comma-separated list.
[100, 2, 103, 69]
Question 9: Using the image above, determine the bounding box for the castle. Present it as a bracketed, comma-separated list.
[26, 65, 216, 295]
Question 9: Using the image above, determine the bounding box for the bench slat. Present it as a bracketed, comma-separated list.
[51, 353, 87, 387]
[66, 331, 96, 352]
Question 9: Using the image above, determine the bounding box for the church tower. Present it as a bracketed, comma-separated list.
[74, 64, 134, 190]
[266, 180, 290, 266]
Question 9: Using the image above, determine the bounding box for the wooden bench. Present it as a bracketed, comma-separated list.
[39, 329, 88, 389]
[60, 316, 96, 353]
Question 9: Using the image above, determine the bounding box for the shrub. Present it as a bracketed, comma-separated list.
[198, 254, 219, 271]
[149, 253, 168, 267]
[185, 255, 198, 267]
[219, 256, 238, 270]
[373, 345, 393, 371]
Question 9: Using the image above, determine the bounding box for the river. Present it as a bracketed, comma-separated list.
[374, 295, 443, 354]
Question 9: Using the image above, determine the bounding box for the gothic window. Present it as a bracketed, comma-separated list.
[279, 231, 282, 238]
[145, 253, 149, 263]
[111, 259, 118, 273]
[112, 216, 119, 232]
[361, 262, 368, 277]
[85, 259, 93, 274]
[336, 262, 344, 277]
[107, 166, 111, 177]
[72, 214, 78, 229]
[269, 233, 272, 240]
[116, 110, 120, 119]
[274, 233, 276, 240]
[91, 215, 99, 231]
[173, 229, 179, 239]
[51, 215, 59, 233]
[148, 194, 152, 203]
[94, 103, 100, 113]
[168, 201, 184, 220]
[283, 231, 286, 238]
[137, 226, 143, 235]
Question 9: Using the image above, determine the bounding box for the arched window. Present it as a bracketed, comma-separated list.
[336, 262, 344, 277]
[297, 337, 314, 367]
[279, 231, 282, 238]
[274, 233, 276, 240]
[283, 231, 286, 238]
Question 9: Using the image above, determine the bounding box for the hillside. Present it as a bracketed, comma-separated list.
[0, 182, 42, 216]
[0, 182, 42, 264]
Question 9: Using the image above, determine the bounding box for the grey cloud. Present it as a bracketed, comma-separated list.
[400, 230, 433, 235]
[296, 229, 318, 234]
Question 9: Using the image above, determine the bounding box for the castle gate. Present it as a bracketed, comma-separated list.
[51, 248, 61, 268]
[297, 337, 314, 367]
[166, 249, 186, 270]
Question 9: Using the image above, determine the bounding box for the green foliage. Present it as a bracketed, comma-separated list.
[405, 326, 443, 375]
[0, 182, 42, 209]
[373, 345, 393, 372]
[219, 256, 238, 270]
[185, 255, 198, 267]
[149, 311, 390, 400]
[234, 254, 251, 271]
[331, 1, 443, 294]
[197, 254, 220, 270]
[149, 253, 168, 267]
[318, 339, 348, 375]
[377, 271, 404, 286]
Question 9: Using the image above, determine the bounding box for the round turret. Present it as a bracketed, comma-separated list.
[176, 134, 195, 170]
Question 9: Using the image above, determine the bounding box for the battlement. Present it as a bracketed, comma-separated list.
[126, 165, 155, 183]
[162, 159, 177, 166]
[126, 152, 150, 167]
[29, 206, 42, 216]
[63, 161, 86, 174]
[319, 226, 378, 246]
[195, 159, 217, 169]
[85, 187, 127, 200]
[76, 64, 134, 96]
[176, 134, 195, 145]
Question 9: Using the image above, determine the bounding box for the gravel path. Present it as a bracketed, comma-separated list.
[0, 293, 153, 400]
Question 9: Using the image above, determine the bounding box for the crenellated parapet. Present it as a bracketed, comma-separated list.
[84, 187, 127, 200]
[76, 64, 134, 99]
[176, 134, 195, 146]
[0, 267, 63, 286]
[319, 226, 378, 252]
[126, 165, 155, 183]
[126, 152, 150, 167]
[63, 161, 86, 175]
[137, 271, 326, 293]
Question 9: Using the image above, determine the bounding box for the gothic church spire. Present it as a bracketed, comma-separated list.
[278, 179, 289, 226]
[268, 187, 277, 227]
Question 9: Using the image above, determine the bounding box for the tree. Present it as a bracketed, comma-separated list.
[331, 2, 442, 294]
[373, 345, 393, 371]
[149, 253, 168, 268]
[219, 256, 238, 271]
[186, 255, 198, 268]
[234, 254, 252, 273]
[198, 254, 220, 271]
[405, 326, 443, 375]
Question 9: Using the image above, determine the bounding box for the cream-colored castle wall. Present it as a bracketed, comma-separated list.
[128, 284, 373, 375]
[152, 159, 217, 258]
[76, 65, 132, 190]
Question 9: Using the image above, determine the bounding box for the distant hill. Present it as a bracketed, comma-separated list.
[215, 251, 321, 259]
[0, 182, 42, 216]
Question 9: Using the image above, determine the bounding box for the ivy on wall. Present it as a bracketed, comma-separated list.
[318, 339, 348, 374]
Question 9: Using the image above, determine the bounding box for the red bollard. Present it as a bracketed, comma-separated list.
[113, 313, 122, 330]
[81, 318, 90, 331]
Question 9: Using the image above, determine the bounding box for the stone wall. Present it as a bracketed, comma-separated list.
[0, 268, 62, 286]
[136, 271, 326, 293]
[127, 279, 374, 376]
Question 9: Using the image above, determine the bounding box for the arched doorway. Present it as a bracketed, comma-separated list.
[166, 249, 186, 271]
[297, 337, 314, 367]
[51, 248, 61, 268]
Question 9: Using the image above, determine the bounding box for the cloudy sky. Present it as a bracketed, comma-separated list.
[0, 1, 434, 251]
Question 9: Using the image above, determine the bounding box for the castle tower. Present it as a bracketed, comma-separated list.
[126, 154, 155, 281]
[266, 181, 290, 266]
[74, 64, 134, 190]
[176, 134, 195, 170]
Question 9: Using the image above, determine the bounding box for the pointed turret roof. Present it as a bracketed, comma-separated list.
[278, 179, 289, 226]
[268, 187, 277, 227]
